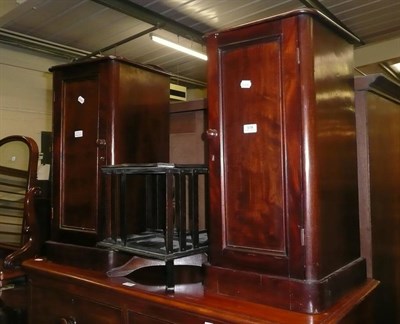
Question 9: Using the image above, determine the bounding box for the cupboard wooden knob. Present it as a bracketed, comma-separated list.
[205, 129, 218, 138]
[96, 138, 107, 146]
[58, 316, 77, 324]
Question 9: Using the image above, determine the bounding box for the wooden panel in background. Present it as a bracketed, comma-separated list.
[355, 74, 400, 323]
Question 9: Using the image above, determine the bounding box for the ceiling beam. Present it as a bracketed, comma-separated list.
[379, 63, 400, 81]
[0, 28, 206, 88]
[0, 28, 90, 59]
[91, 0, 204, 43]
[77, 25, 159, 61]
[355, 36, 400, 67]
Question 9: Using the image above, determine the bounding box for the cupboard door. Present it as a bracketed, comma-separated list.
[61, 76, 101, 234]
[222, 40, 285, 253]
[219, 38, 288, 274]
[207, 21, 303, 277]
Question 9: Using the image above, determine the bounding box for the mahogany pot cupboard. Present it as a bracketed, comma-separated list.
[49, 57, 170, 246]
[21, 9, 378, 323]
[204, 9, 369, 313]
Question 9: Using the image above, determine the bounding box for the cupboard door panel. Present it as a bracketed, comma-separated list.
[62, 77, 100, 232]
[221, 38, 285, 254]
[206, 17, 306, 278]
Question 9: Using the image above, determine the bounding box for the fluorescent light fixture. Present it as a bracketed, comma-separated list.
[391, 62, 400, 73]
[150, 34, 207, 61]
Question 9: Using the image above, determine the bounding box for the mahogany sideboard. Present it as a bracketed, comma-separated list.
[22, 255, 378, 324]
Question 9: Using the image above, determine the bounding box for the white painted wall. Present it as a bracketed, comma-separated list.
[0, 44, 66, 152]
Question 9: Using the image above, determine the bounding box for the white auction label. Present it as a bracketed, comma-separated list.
[74, 130, 83, 138]
[243, 124, 257, 133]
[240, 80, 252, 88]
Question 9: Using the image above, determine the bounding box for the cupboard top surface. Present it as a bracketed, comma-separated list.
[49, 55, 171, 77]
[204, 8, 360, 44]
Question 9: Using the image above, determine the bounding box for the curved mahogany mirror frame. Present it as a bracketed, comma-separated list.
[0, 135, 41, 269]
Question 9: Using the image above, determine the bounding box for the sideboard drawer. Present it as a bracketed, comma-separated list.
[128, 301, 226, 324]
[29, 284, 123, 324]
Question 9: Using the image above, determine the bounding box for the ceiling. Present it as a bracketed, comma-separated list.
[0, 0, 399, 88]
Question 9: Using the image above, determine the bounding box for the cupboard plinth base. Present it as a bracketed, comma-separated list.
[205, 258, 367, 314]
